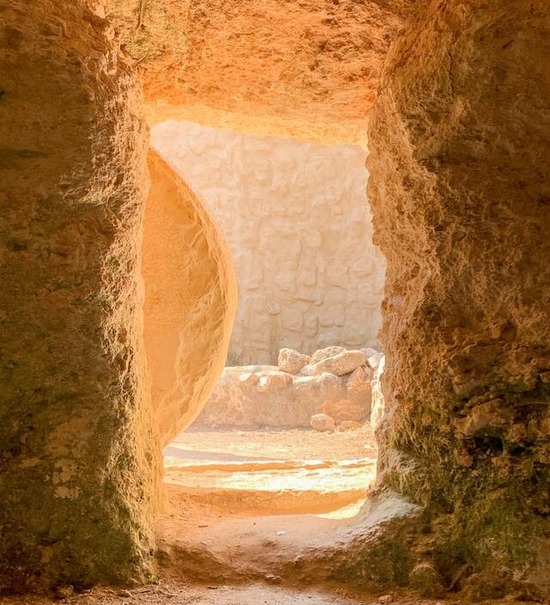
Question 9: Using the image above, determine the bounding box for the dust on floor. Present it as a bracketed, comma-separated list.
[165, 426, 378, 464]
[163, 426, 377, 516]
[0, 583, 539, 605]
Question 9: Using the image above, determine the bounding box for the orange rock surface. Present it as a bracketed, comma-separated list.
[103, 0, 412, 143]
[317, 400, 367, 424]
[0, 0, 160, 589]
[143, 151, 238, 446]
[367, 0, 550, 596]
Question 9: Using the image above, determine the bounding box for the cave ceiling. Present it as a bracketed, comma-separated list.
[101, 0, 415, 142]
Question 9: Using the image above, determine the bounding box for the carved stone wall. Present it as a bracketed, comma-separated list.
[152, 121, 385, 364]
[365, 0, 550, 597]
[0, 0, 160, 590]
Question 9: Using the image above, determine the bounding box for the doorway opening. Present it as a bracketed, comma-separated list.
[150, 120, 388, 576]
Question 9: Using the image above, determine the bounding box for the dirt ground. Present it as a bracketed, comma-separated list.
[165, 426, 378, 463]
[157, 426, 379, 585]
[0, 430, 541, 605]
[0, 582, 541, 605]
[163, 426, 377, 515]
[150, 429, 544, 604]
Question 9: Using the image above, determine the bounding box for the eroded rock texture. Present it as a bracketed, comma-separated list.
[102, 0, 411, 143]
[0, 1, 160, 591]
[152, 122, 385, 364]
[368, 0, 550, 597]
[193, 360, 372, 430]
[143, 151, 237, 447]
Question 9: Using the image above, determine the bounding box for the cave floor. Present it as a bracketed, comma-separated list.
[131, 430, 542, 604]
[166, 426, 378, 462]
[163, 427, 377, 515]
[0, 583, 541, 605]
[157, 426, 389, 585]
[0, 433, 540, 605]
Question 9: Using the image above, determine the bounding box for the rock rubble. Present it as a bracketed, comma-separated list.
[192, 346, 384, 431]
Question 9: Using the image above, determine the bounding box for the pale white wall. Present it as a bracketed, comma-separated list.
[151, 121, 385, 364]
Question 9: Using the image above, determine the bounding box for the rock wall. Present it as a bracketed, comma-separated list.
[103, 0, 410, 142]
[366, 0, 550, 597]
[190, 366, 366, 430]
[3, 0, 549, 597]
[192, 347, 377, 430]
[0, 1, 160, 591]
[143, 151, 237, 447]
[152, 122, 385, 365]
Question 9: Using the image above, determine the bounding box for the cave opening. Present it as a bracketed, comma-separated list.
[1, 0, 548, 599]
[147, 120, 388, 546]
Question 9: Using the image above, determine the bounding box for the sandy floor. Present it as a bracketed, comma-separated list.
[165, 426, 378, 463]
[0, 582, 537, 605]
[0, 432, 538, 603]
[163, 427, 377, 515]
[1, 431, 539, 605]
[152, 431, 542, 603]
[157, 427, 380, 584]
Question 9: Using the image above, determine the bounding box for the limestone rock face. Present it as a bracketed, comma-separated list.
[346, 366, 374, 395]
[258, 371, 294, 391]
[104, 0, 411, 142]
[152, 122, 385, 363]
[278, 348, 311, 374]
[310, 414, 336, 432]
[143, 151, 237, 447]
[408, 563, 445, 598]
[368, 0, 550, 596]
[312, 350, 368, 377]
[316, 400, 366, 425]
[311, 346, 348, 364]
[0, 0, 160, 590]
[363, 347, 383, 370]
[192, 365, 371, 430]
[300, 364, 317, 377]
[370, 356, 386, 432]
[317, 372, 343, 393]
[192, 344, 377, 430]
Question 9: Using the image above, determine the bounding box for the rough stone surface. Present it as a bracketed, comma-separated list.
[317, 372, 343, 392]
[143, 151, 237, 447]
[370, 356, 386, 433]
[310, 414, 336, 433]
[308, 494, 422, 593]
[0, 0, 160, 590]
[278, 348, 311, 375]
[151, 122, 385, 364]
[311, 346, 348, 365]
[258, 371, 294, 391]
[192, 365, 371, 430]
[346, 366, 374, 395]
[316, 400, 366, 425]
[103, 0, 411, 143]
[3, 0, 549, 598]
[408, 563, 445, 598]
[300, 364, 317, 377]
[363, 347, 383, 370]
[368, 0, 550, 597]
[312, 351, 368, 377]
